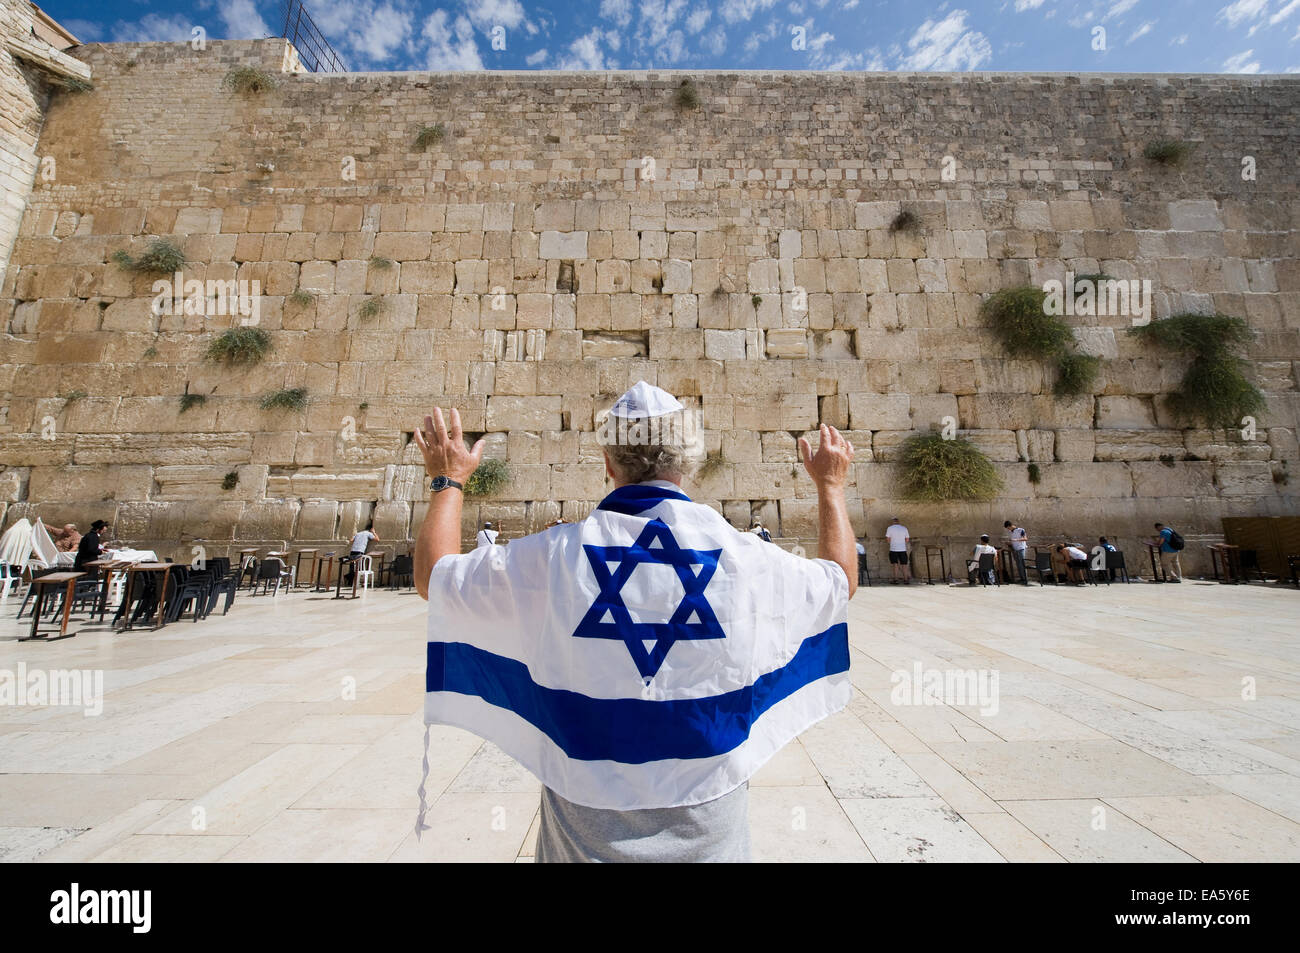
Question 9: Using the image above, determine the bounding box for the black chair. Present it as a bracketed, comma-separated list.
[1288, 555, 1300, 588]
[386, 554, 414, 589]
[253, 557, 291, 596]
[1108, 550, 1131, 583]
[857, 553, 871, 588]
[1029, 551, 1056, 586]
[1238, 549, 1266, 584]
[205, 558, 239, 616]
[16, 567, 61, 618]
[977, 552, 999, 587]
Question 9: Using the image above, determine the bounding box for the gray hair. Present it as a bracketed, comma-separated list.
[605, 442, 698, 484]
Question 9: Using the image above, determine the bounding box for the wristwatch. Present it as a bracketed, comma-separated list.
[430, 476, 463, 493]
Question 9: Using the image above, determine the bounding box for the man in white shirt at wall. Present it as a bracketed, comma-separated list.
[884, 517, 911, 585]
[1003, 520, 1029, 585]
[969, 534, 998, 585]
[475, 521, 499, 548]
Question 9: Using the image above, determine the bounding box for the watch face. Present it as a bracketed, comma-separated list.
[430, 476, 449, 491]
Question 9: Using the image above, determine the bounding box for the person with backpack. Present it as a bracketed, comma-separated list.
[749, 522, 772, 543]
[1153, 522, 1184, 582]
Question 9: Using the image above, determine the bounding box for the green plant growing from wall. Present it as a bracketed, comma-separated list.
[288, 289, 314, 307]
[1129, 312, 1265, 427]
[222, 472, 238, 491]
[895, 431, 1004, 502]
[179, 393, 207, 414]
[359, 401, 369, 411]
[259, 388, 309, 412]
[112, 237, 187, 275]
[358, 297, 386, 320]
[1054, 352, 1102, 397]
[981, 285, 1103, 398]
[465, 458, 510, 497]
[60, 390, 88, 406]
[223, 66, 277, 94]
[673, 79, 700, 110]
[369, 255, 394, 270]
[1026, 462, 1041, 484]
[206, 327, 272, 365]
[697, 449, 725, 480]
[415, 124, 446, 149]
[1143, 139, 1194, 166]
[751, 294, 763, 309]
[143, 346, 159, 358]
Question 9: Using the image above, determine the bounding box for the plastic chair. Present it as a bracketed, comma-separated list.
[977, 552, 999, 587]
[1029, 551, 1057, 586]
[386, 554, 414, 589]
[355, 555, 374, 591]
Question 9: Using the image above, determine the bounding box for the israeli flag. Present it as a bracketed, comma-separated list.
[423, 481, 851, 810]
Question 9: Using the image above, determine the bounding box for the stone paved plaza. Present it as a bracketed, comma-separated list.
[1, 578, 1298, 863]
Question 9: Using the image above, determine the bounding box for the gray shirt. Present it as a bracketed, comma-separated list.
[536, 782, 751, 863]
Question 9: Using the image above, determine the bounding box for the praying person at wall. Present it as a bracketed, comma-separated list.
[413, 382, 857, 862]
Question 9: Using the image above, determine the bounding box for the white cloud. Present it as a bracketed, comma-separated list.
[525, 47, 548, 65]
[1014, 0, 1046, 10]
[743, 18, 781, 52]
[422, 11, 484, 70]
[841, 0, 860, 8]
[1222, 48, 1261, 72]
[600, 0, 633, 28]
[353, 4, 413, 61]
[557, 28, 612, 69]
[1269, 0, 1300, 24]
[1126, 20, 1155, 43]
[720, 0, 780, 24]
[703, 27, 727, 54]
[465, 0, 527, 30]
[1170, 33, 1188, 44]
[110, 14, 195, 42]
[686, 7, 712, 32]
[1103, 0, 1139, 21]
[899, 10, 992, 71]
[217, 0, 271, 39]
[640, 0, 689, 47]
[1216, 0, 1268, 28]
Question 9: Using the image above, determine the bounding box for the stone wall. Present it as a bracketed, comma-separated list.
[1, 38, 1298, 572]
[0, 0, 51, 285]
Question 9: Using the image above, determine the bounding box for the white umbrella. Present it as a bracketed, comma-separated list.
[0, 518, 33, 566]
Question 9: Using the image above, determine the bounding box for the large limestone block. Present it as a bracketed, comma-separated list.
[539, 231, 588, 259]
[957, 394, 1035, 430]
[1093, 430, 1186, 461]
[115, 502, 245, 543]
[28, 465, 152, 502]
[1035, 463, 1133, 499]
[1096, 395, 1156, 429]
[1129, 461, 1216, 498]
[733, 393, 818, 431]
[235, 501, 301, 540]
[288, 470, 385, 500]
[0, 434, 74, 466]
[1214, 462, 1277, 496]
[550, 464, 609, 500]
[487, 396, 563, 431]
[964, 430, 1021, 462]
[1167, 200, 1223, 231]
[849, 393, 911, 431]
[1183, 429, 1273, 463]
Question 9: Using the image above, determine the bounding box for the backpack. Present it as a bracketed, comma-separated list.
[1166, 528, 1185, 551]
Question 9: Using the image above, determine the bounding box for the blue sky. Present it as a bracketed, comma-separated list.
[48, 0, 1300, 72]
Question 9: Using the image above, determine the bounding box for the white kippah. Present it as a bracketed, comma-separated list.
[608, 380, 683, 419]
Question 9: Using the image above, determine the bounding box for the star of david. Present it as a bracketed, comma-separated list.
[573, 518, 725, 681]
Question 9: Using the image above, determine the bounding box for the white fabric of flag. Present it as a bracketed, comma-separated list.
[423, 480, 851, 811]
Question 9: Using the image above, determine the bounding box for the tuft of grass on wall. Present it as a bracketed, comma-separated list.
[55, 76, 94, 93]
[288, 289, 314, 307]
[223, 66, 277, 95]
[1143, 139, 1194, 166]
[980, 286, 1072, 359]
[751, 294, 762, 309]
[895, 431, 1004, 503]
[414, 124, 446, 150]
[673, 79, 700, 110]
[178, 393, 207, 414]
[206, 326, 272, 365]
[1129, 312, 1265, 428]
[1027, 462, 1041, 485]
[113, 237, 187, 275]
[221, 471, 238, 490]
[259, 387, 309, 412]
[358, 296, 386, 320]
[464, 458, 510, 497]
[369, 255, 394, 270]
[1053, 352, 1102, 397]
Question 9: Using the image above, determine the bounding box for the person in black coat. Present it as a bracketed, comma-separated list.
[74, 519, 108, 570]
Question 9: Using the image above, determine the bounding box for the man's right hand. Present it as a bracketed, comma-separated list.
[798, 424, 855, 490]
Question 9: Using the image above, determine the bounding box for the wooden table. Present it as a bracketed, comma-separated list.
[21, 572, 86, 641]
[1208, 543, 1242, 583]
[117, 562, 174, 631]
[314, 552, 338, 592]
[921, 544, 946, 585]
[293, 549, 319, 588]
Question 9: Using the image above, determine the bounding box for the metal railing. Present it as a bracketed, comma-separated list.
[279, 0, 348, 73]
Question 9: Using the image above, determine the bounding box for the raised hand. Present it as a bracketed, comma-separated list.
[798, 424, 855, 490]
[413, 407, 485, 484]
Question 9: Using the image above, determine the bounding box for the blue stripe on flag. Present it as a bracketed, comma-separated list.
[426, 623, 848, 764]
[595, 483, 693, 516]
